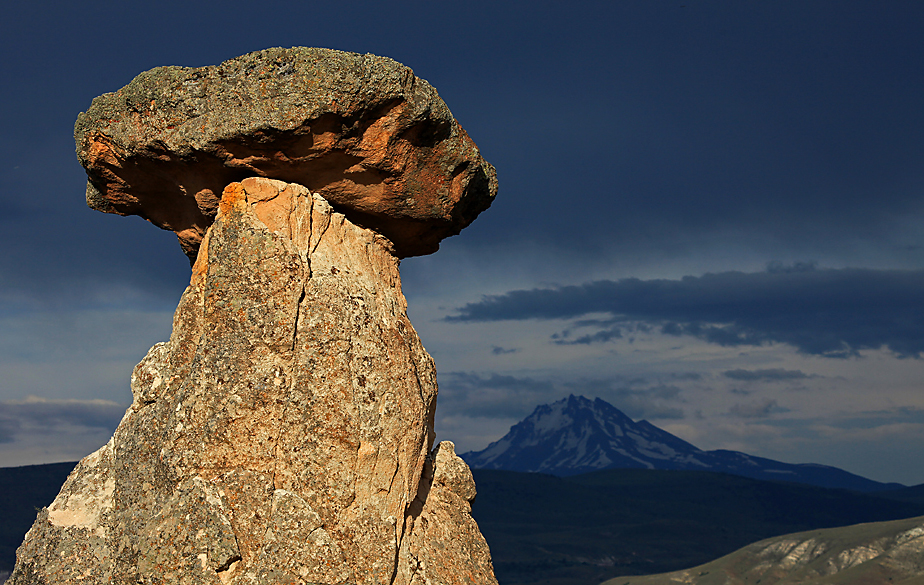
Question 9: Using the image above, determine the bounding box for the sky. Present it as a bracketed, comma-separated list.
[1, 1, 923, 484]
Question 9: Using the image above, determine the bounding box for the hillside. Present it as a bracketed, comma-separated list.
[0, 462, 75, 576]
[602, 514, 924, 585]
[470, 468, 923, 585]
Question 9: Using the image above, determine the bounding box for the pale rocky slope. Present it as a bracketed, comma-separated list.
[603, 514, 924, 585]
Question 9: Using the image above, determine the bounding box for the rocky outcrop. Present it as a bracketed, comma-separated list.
[604, 515, 924, 585]
[75, 47, 497, 260]
[11, 177, 496, 584]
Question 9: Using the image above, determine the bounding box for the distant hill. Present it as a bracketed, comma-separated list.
[0, 462, 76, 575]
[469, 468, 924, 585]
[875, 482, 924, 507]
[602, 514, 924, 585]
[461, 395, 904, 492]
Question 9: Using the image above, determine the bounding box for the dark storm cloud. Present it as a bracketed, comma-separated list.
[4, 1, 924, 309]
[436, 3, 924, 261]
[0, 398, 125, 442]
[448, 266, 924, 358]
[723, 369, 812, 382]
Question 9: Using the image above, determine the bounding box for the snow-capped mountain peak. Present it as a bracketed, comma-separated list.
[459, 395, 903, 491]
[461, 395, 706, 476]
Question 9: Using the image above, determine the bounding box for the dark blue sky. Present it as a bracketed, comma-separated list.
[2, 1, 923, 483]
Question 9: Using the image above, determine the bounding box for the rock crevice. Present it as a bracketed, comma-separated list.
[12, 177, 496, 584]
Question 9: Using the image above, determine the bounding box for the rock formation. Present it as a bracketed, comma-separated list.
[75, 47, 497, 260]
[11, 49, 497, 585]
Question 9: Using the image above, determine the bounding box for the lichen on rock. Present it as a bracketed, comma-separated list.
[75, 47, 497, 260]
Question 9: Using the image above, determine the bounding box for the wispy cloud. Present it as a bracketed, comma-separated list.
[0, 397, 127, 466]
[729, 398, 783, 419]
[825, 407, 924, 431]
[0, 397, 125, 442]
[490, 345, 520, 355]
[438, 372, 686, 422]
[438, 372, 557, 419]
[723, 368, 813, 381]
[447, 266, 924, 358]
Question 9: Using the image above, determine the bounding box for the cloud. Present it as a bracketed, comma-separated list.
[0, 396, 128, 466]
[550, 320, 655, 346]
[564, 381, 686, 421]
[490, 345, 519, 355]
[447, 266, 924, 358]
[729, 398, 782, 419]
[437, 372, 686, 422]
[826, 407, 924, 431]
[723, 368, 812, 381]
[438, 372, 557, 419]
[0, 419, 19, 443]
[553, 327, 624, 345]
[0, 396, 126, 441]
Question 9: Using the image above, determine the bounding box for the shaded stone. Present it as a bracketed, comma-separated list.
[396, 442, 496, 585]
[75, 47, 497, 260]
[11, 179, 496, 585]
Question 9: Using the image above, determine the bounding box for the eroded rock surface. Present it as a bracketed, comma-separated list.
[11, 178, 496, 585]
[75, 47, 497, 260]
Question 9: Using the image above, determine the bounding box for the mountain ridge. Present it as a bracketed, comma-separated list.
[460, 395, 903, 492]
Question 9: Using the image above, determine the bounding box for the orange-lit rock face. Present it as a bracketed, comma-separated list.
[75, 47, 497, 260]
[10, 178, 498, 585]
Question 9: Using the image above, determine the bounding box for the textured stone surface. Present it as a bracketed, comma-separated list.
[11, 178, 496, 585]
[396, 442, 496, 585]
[75, 47, 497, 260]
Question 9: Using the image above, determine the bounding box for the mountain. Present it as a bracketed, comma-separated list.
[460, 395, 903, 492]
[602, 514, 924, 585]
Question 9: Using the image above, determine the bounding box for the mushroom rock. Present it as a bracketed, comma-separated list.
[75, 47, 497, 261]
[11, 49, 498, 585]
